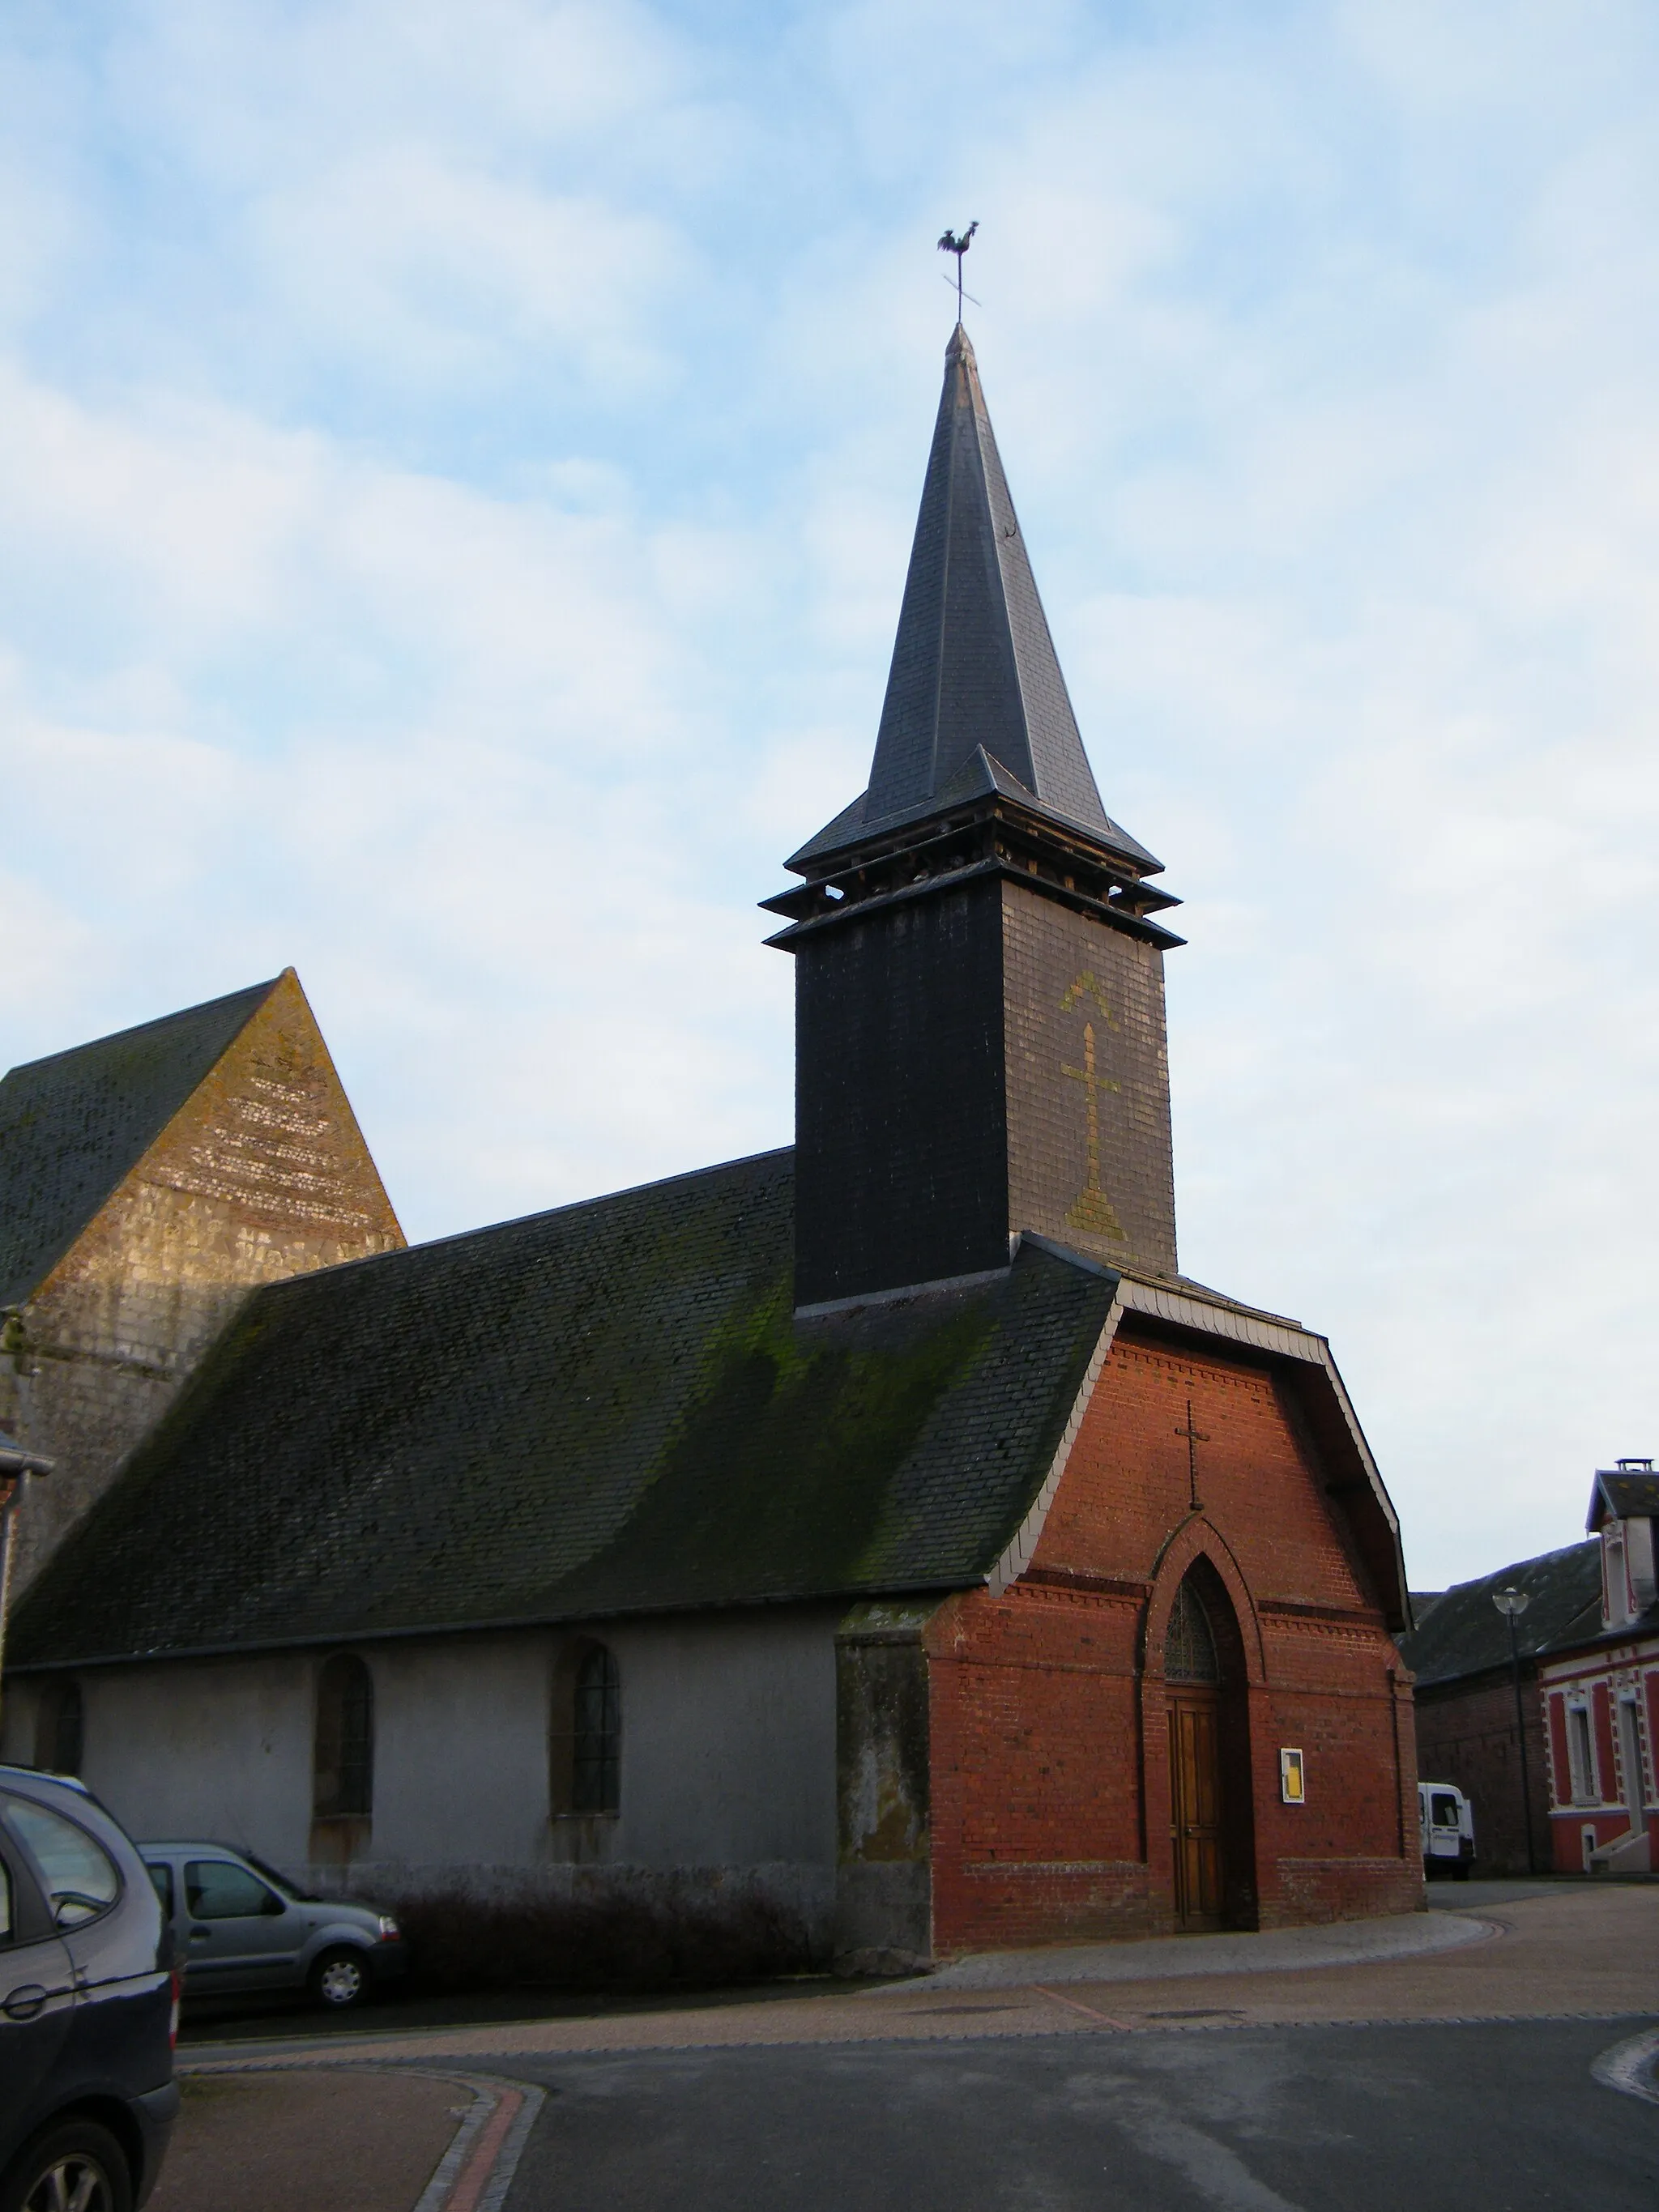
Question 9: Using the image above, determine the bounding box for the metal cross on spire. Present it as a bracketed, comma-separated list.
[937, 222, 979, 318]
[1175, 1399, 1209, 1513]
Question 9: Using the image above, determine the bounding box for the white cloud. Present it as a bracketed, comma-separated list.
[2, 0, 1658, 1583]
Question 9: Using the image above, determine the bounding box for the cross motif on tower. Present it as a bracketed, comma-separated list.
[1062, 1019, 1126, 1240]
[1175, 1398, 1209, 1513]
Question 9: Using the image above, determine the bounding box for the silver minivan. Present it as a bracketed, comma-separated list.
[139, 1841, 407, 2009]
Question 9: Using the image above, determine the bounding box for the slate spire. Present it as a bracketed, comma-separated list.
[788, 326, 1154, 872]
[872, 322, 1107, 825]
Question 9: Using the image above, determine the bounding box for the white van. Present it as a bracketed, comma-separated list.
[1418, 1781, 1475, 1877]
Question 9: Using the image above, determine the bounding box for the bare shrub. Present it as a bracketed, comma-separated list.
[373, 1882, 821, 1995]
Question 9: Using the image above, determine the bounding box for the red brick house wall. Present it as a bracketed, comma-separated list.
[1539, 1637, 1659, 1870]
[1413, 1671, 1550, 1874]
[925, 1321, 1419, 1950]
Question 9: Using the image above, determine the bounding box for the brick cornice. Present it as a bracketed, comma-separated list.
[1018, 1566, 1150, 1602]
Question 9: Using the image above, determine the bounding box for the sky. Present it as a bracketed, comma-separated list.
[2, 1, 1657, 1590]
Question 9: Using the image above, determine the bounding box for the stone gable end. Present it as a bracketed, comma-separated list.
[2, 970, 403, 1588]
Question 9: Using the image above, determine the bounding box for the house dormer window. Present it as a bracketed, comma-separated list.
[1589, 1460, 1657, 1630]
[1602, 1523, 1631, 1629]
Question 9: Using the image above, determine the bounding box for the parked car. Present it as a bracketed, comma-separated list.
[1418, 1779, 1476, 1877]
[138, 1842, 407, 2010]
[0, 1764, 179, 2212]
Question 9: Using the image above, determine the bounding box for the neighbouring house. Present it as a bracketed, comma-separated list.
[1398, 1542, 1601, 1874]
[0, 969, 404, 1594]
[1538, 1463, 1659, 1876]
[0, 324, 1419, 1969]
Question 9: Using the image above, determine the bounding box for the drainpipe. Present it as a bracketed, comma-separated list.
[0, 1431, 55, 1737]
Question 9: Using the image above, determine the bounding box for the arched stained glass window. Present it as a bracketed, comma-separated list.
[573, 1645, 621, 1814]
[1165, 1577, 1220, 1685]
[34, 1679, 83, 1775]
[313, 1654, 374, 1819]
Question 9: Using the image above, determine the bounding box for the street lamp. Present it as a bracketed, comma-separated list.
[1491, 1585, 1536, 1874]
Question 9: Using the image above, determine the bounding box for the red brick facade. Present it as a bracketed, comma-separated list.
[923, 1322, 1419, 1950]
[1538, 1634, 1658, 1873]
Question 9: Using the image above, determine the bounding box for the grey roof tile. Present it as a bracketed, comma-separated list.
[1397, 1541, 1604, 1686]
[1590, 1468, 1659, 1526]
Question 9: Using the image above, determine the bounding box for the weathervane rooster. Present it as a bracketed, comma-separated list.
[937, 221, 979, 318]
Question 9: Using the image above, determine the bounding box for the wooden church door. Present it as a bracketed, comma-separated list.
[1165, 1574, 1226, 1931]
[1168, 1692, 1224, 1929]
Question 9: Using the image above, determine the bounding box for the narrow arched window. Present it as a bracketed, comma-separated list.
[313, 1654, 373, 1819]
[34, 1680, 83, 1775]
[572, 1645, 621, 1814]
[1165, 1577, 1220, 1684]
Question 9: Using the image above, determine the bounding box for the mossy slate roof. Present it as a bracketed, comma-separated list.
[0, 978, 280, 1310]
[11, 1150, 1119, 1666]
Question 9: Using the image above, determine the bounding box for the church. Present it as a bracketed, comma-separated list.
[0, 326, 1418, 1968]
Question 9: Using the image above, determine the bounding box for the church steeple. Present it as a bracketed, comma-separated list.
[767, 326, 1184, 1311]
[788, 325, 1157, 876]
[864, 325, 1145, 857]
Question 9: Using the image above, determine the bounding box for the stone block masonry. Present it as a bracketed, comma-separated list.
[0, 971, 403, 1592]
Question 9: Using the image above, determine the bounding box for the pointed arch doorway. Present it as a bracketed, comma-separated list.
[1163, 1566, 1250, 1931]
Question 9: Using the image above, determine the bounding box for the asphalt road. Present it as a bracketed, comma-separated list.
[495, 2018, 1659, 2212]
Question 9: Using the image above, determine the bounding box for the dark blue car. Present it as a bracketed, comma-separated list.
[0, 1767, 178, 2211]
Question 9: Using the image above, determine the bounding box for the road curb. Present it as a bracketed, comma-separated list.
[884, 1909, 1500, 1993]
[179, 2058, 545, 2212]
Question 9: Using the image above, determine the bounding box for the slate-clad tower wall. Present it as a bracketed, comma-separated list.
[795, 880, 1010, 1302]
[1000, 882, 1176, 1276]
[770, 326, 1183, 1306]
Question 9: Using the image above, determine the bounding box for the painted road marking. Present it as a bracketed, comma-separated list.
[1592, 2027, 1659, 2108]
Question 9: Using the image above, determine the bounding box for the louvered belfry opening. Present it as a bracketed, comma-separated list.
[765, 326, 1186, 1309]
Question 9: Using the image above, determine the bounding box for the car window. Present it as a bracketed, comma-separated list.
[146, 1861, 175, 1916]
[1431, 1792, 1460, 1826]
[0, 1855, 11, 1942]
[6, 1796, 122, 1927]
[243, 1852, 313, 1901]
[186, 1860, 281, 1920]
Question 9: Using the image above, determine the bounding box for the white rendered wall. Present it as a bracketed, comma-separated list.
[2, 1607, 840, 1909]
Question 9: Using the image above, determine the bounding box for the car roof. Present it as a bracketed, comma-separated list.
[135, 1839, 252, 1854]
[0, 1762, 94, 1796]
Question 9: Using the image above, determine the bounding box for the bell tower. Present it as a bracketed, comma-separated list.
[766, 326, 1183, 1309]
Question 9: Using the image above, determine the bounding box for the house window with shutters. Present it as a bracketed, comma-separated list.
[1566, 1702, 1597, 1804]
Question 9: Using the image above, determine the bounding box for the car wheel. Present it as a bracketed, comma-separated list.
[0, 2119, 133, 2212]
[309, 1946, 373, 2010]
